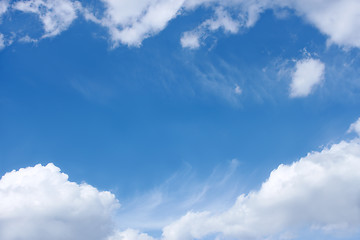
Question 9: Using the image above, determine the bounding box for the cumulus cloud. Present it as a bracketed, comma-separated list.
[162, 137, 360, 240]
[12, 0, 81, 38]
[348, 117, 360, 136]
[180, 31, 201, 49]
[86, 0, 185, 47]
[290, 58, 325, 98]
[281, 0, 360, 48]
[0, 163, 119, 240]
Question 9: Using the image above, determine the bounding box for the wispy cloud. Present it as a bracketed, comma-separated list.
[70, 78, 115, 103]
[187, 60, 245, 105]
[115, 159, 242, 231]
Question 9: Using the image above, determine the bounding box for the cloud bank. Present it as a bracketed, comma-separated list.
[0, 0, 360, 49]
[0, 163, 119, 240]
[2, 118, 360, 240]
[162, 136, 360, 239]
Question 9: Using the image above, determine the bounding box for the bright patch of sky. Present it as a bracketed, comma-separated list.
[1, 0, 360, 240]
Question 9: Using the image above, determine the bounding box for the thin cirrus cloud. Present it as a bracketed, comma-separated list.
[289, 58, 325, 98]
[0, 0, 360, 49]
[1, 118, 360, 240]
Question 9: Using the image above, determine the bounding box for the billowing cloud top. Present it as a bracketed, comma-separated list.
[0, 163, 119, 240]
[162, 137, 360, 239]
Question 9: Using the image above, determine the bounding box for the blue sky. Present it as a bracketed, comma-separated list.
[1, 0, 360, 240]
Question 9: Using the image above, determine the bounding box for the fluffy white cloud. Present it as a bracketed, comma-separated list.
[279, 0, 360, 48]
[0, 163, 120, 240]
[348, 117, 360, 136]
[290, 58, 325, 98]
[13, 0, 81, 38]
[88, 0, 185, 47]
[162, 137, 360, 239]
[180, 31, 201, 49]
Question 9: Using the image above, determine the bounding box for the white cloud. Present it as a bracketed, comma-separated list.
[2, 123, 360, 240]
[13, 0, 81, 38]
[180, 31, 201, 49]
[282, 0, 360, 48]
[89, 0, 185, 47]
[108, 229, 155, 240]
[0, 163, 120, 240]
[348, 117, 360, 136]
[290, 58, 325, 98]
[234, 84, 242, 95]
[18, 35, 39, 43]
[179, 0, 360, 49]
[0, 0, 8, 17]
[162, 137, 360, 240]
[180, 7, 240, 49]
[0, 33, 5, 50]
[2, 0, 360, 49]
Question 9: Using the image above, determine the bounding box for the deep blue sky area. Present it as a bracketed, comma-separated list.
[1, 1, 360, 239]
[1, 9, 360, 194]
